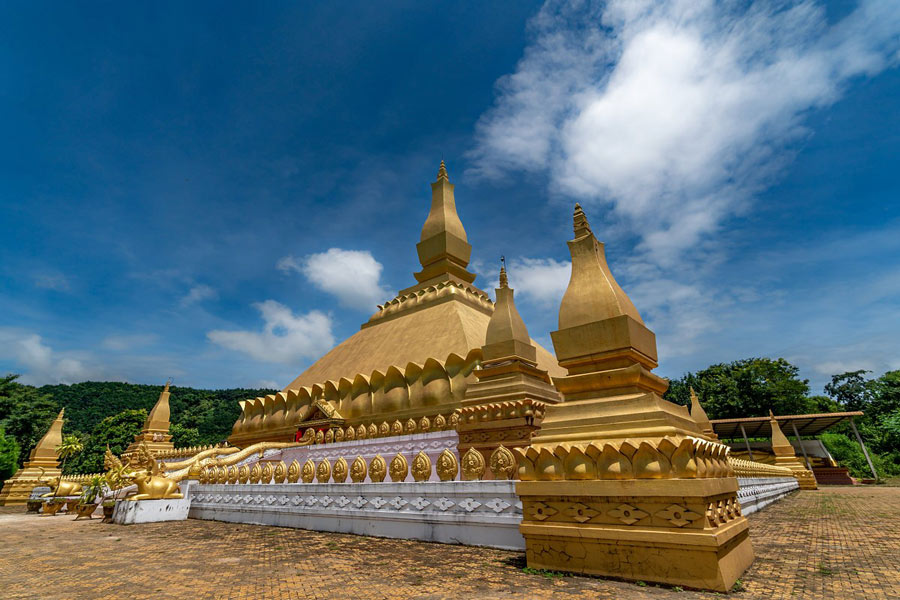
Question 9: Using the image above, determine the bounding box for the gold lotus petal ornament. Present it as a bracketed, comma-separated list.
[436, 449, 458, 482]
[301, 459, 315, 483]
[418, 416, 431, 432]
[433, 414, 447, 430]
[350, 456, 367, 483]
[490, 445, 517, 480]
[389, 453, 408, 482]
[356, 424, 367, 440]
[461, 448, 486, 481]
[238, 464, 250, 484]
[273, 461, 287, 483]
[391, 420, 403, 436]
[287, 459, 301, 483]
[316, 458, 331, 483]
[411, 451, 432, 482]
[367, 423, 378, 438]
[334, 427, 345, 443]
[405, 419, 417, 434]
[369, 455, 387, 482]
[249, 462, 261, 484]
[378, 421, 390, 437]
[261, 462, 274, 484]
[333, 457, 348, 483]
[227, 466, 238, 484]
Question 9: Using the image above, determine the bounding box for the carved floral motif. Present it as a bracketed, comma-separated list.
[333, 457, 348, 483]
[350, 456, 367, 483]
[316, 459, 331, 483]
[389, 453, 408, 482]
[301, 459, 315, 483]
[461, 448, 486, 481]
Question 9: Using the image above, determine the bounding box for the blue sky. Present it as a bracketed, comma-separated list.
[1, 1, 898, 393]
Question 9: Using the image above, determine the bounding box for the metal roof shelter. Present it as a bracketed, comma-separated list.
[711, 411, 864, 439]
[710, 411, 877, 480]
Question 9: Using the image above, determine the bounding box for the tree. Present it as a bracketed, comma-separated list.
[56, 434, 84, 475]
[170, 423, 201, 448]
[665, 358, 814, 419]
[824, 370, 872, 411]
[0, 383, 59, 461]
[67, 409, 147, 474]
[0, 426, 20, 480]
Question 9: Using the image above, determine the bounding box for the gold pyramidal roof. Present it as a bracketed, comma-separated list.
[285, 161, 563, 391]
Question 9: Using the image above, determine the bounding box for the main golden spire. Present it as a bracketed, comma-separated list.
[414, 160, 476, 285]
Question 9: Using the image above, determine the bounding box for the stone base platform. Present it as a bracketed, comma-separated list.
[113, 494, 192, 525]
[189, 480, 523, 549]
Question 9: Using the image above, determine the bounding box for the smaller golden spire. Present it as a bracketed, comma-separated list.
[690, 387, 717, 441]
[437, 159, 449, 181]
[499, 256, 508, 288]
[483, 263, 536, 363]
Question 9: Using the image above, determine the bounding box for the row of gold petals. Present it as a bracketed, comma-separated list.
[196, 446, 519, 485]
[304, 413, 460, 445]
[156, 444, 228, 460]
[457, 400, 546, 424]
[727, 457, 796, 478]
[370, 281, 493, 321]
[513, 437, 735, 481]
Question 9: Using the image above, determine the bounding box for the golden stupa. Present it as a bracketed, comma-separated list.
[228, 162, 564, 447]
[0, 408, 66, 505]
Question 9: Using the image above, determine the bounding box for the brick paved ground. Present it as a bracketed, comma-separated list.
[1, 486, 898, 600]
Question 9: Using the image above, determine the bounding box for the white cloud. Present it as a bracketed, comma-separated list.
[207, 300, 335, 365]
[101, 333, 159, 351]
[180, 284, 218, 307]
[33, 272, 71, 291]
[504, 257, 572, 307]
[278, 248, 392, 312]
[0, 329, 95, 384]
[469, 0, 900, 267]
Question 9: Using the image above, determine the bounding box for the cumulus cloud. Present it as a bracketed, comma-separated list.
[101, 333, 159, 351]
[503, 257, 572, 307]
[180, 284, 218, 307]
[278, 248, 392, 311]
[469, 0, 900, 266]
[0, 329, 94, 384]
[207, 300, 335, 365]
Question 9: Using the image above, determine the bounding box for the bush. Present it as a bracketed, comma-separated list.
[0, 426, 20, 480]
[820, 433, 900, 479]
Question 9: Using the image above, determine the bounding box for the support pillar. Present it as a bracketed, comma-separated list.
[789, 421, 813, 471]
[739, 423, 754, 461]
[848, 418, 878, 481]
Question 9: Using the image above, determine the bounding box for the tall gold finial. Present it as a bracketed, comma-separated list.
[414, 159, 476, 285]
[573, 203, 592, 238]
[499, 256, 508, 288]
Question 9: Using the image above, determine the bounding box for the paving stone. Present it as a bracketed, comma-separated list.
[0, 486, 897, 599]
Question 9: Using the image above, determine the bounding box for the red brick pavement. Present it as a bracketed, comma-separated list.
[0, 486, 897, 599]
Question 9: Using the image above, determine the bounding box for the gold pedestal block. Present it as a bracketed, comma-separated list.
[517, 478, 753, 592]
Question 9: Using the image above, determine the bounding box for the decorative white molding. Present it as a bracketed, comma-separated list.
[736, 476, 799, 515]
[189, 480, 523, 549]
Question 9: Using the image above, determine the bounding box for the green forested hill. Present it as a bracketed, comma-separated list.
[37, 381, 274, 443]
[0, 376, 276, 476]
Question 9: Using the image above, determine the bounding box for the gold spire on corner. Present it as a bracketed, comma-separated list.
[769, 410, 818, 490]
[0, 408, 66, 505]
[123, 380, 175, 457]
[483, 263, 536, 364]
[414, 160, 477, 286]
[558, 203, 643, 330]
[690, 387, 718, 441]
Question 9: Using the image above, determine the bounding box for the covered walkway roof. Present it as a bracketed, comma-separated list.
[711, 411, 864, 439]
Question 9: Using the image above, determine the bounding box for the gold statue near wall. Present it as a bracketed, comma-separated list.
[36, 467, 83, 498]
[118, 442, 184, 501]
